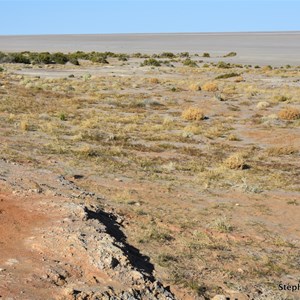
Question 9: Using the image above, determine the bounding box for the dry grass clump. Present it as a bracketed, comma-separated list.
[277, 107, 300, 120]
[267, 146, 298, 156]
[163, 116, 174, 126]
[215, 72, 240, 80]
[183, 125, 202, 135]
[148, 78, 160, 84]
[262, 65, 273, 72]
[182, 107, 205, 121]
[212, 216, 234, 233]
[272, 95, 291, 103]
[227, 134, 240, 141]
[256, 101, 270, 109]
[234, 76, 245, 82]
[20, 120, 30, 131]
[223, 153, 248, 170]
[222, 85, 237, 95]
[189, 83, 201, 91]
[202, 81, 218, 92]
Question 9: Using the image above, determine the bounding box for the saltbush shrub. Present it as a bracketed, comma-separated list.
[215, 72, 240, 79]
[217, 61, 231, 69]
[183, 59, 198, 67]
[224, 51, 237, 57]
[51, 52, 69, 64]
[159, 52, 176, 58]
[141, 58, 161, 67]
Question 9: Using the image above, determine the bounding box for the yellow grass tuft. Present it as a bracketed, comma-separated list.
[272, 95, 290, 103]
[234, 76, 245, 82]
[189, 83, 201, 91]
[267, 146, 298, 156]
[182, 107, 205, 121]
[148, 78, 160, 84]
[278, 107, 300, 120]
[223, 153, 248, 170]
[184, 125, 202, 135]
[262, 65, 273, 72]
[20, 120, 30, 131]
[202, 81, 218, 92]
[228, 134, 240, 141]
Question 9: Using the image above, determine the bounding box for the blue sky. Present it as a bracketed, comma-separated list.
[0, 1, 299, 35]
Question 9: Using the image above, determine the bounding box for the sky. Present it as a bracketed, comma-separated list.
[0, 0, 299, 35]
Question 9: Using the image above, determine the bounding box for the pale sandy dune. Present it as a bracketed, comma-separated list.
[0, 32, 300, 66]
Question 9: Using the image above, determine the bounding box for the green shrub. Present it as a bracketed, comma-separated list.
[141, 58, 161, 67]
[7, 53, 31, 64]
[215, 72, 240, 79]
[233, 64, 243, 68]
[159, 52, 176, 58]
[68, 56, 80, 65]
[51, 52, 69, 64]
[224, 51, 237, 57]
[90, 52, 109, 64]
[179, 52, 190, 58]
[0, 52, 7, 63]
[69, 51, 90, 60]
[38, 52, 53, 64]
[118, 54, 128, 61]
[104, 51, 116, 57]
[217, 61, 231, 69]
[29, 52, 53, 64]
[59, 113, 67, 121]
[202, 52, 210, 57]
[183, 59, 198, 67]
[132, 52, 142, 58]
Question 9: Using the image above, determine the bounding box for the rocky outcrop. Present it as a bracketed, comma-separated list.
[0, 159, 176, 299]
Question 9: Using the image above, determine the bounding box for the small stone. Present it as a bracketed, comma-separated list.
[29, 188, 42, 194]
[64, 287, 76, 296]
[212, 296, 226, 300]
[5, 258, 19, 266]
[130, 270, 144, 282]
[39, 113, 51, 120]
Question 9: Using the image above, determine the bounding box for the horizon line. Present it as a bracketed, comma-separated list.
[1, 30, 300, 37]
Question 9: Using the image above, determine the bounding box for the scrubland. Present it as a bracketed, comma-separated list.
[0, 51, 300, 299]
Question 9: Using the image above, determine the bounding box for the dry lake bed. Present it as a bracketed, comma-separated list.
[1, 31, 300, 65]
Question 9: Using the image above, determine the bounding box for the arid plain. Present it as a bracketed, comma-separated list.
[0, 34, 300, 300]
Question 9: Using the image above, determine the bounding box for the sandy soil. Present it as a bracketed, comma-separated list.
[0, 161, 175, 300]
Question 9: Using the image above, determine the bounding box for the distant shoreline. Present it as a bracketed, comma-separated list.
[1, 32, 300, 65]
[1, 31, 300, 37]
